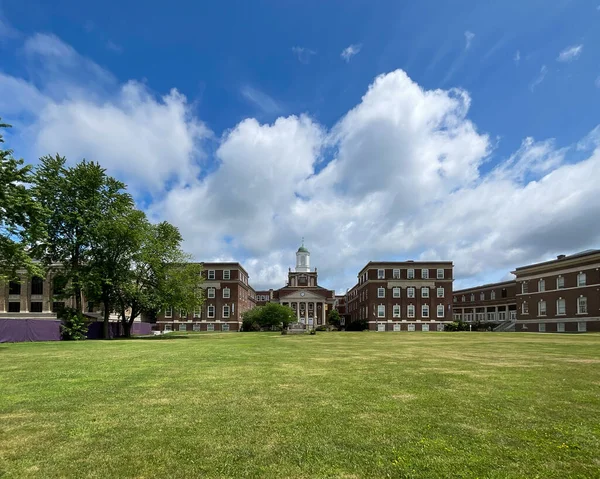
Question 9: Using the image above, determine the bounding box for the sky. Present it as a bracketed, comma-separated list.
[1, 0, 600, 293]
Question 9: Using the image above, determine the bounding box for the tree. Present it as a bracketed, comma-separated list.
[328, 309, 342, 329]
[114, 221, 204, 338]
[241, 303, 296, 331]
[0, 119, 44, 280]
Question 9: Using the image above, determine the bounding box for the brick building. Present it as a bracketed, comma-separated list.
[452, 280, 517, 326]
[155, 262, 255, 332]
[513, 250, 600, 333]
[346, 261, 454, 331]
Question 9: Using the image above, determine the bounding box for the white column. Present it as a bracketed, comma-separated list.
[296, 303, 300, 322]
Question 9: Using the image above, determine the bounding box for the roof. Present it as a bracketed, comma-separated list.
[513, 249, 600, 272]
[453, 279, 516, 294]
[358, 260, 453, 275]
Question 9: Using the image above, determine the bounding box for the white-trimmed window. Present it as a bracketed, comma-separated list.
[378, 287, 385, 298]
[578, 322, 586, 332]
[393, 323, 401, 331]
[490, 290, 496, 300]
[462, 295, 466, 302]
[407, 287, 415, 298]
[393, 269, 400, 279]
[393, 305, 401, 318]
[223, 270, 230, 280]
[193, 307, 201, 318]
[208, 288, 215, 299]
[538, 301, 546, 316]
[538, 279, 545, 292]
[407, 305, 415, 318]
[556, 298, 566, 315]
[407, 269, 415, 279]
[453, 297, 457, 303]
[421, 269, 429, 279]
[437, 304, 444, 318]
[408, 324, 415, 331]
[539, 323, 546, 332]
[179, 323, 187, 332]
[193, 323, 201, 332]
[164, 324, 172, 332]
[422, 324, 430, 332]
[480, 292, 485, 301]
[437, 323, 444, 331]
[578, 296, 587, 314]
[378, 269, 385, 279]
[208, 270, 215, 280]
[223, 305, 230, 319]
[377, 305, 385, 318]
[223, 288, 230, 299]
[577, 273, 586, 287]
[557, 322, 565, 332]
[522, 302, 529, 314]
[437, 268, 444, 279]
[521, 282, 528, 294]
[207, 305, 215, 318]
[180, 309, 187, 319]
[470, 294, 475, 302]
[557, 276, 564, 289]
[222, 323, 230, 332]
[421, 287, 429, 298]
[393, 287, 401, 298]
[422, 304, 429, 318]
[437, 287, 444, 298]
[165, 306, 173, 318]
[207, 323, 215, 332]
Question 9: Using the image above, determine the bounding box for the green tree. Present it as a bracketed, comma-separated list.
[327, 309, 342, 329]
[0, 120, 44, 280]
[241, 303, 296, 331]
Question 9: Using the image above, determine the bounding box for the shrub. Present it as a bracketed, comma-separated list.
[445, 321, 470, 332]
[59, 307, 89, 340]
[309, 329, 316, 335]
[241, 318, 261, 332]
[346, 319, 368, 331]
[315, 325, 327, 331]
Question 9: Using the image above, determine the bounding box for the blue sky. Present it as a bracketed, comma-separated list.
[1, 0, 600, 291]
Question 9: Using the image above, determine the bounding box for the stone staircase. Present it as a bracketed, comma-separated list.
[493, 320, 516, 332]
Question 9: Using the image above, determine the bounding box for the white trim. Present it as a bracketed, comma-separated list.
[556, 298, 566, 316]
[207, 305, 215, 318]
[407, 304, 415, 318]
[223, 270, 231, 280]
[515, 261, 600, 281]
[377, 287, 385, 298]
[437, 287, 444, 298]
[165, 306, 173, 319]
[436, 268, 444, 279]
[377, 269, 385, 279]
[407, 269, 415, 279]
[437, 304, 444, 318]
[393, 305, 401, 318]
[208, 288, 215, 299]
[421, 269, 429, 279]
[393, 287, 401, 298]
[421, 287, 429, 298]
[222, 305, 230, 319]
[422, 304, 429, 318]
[208, 270, 215, 280]
[377, 305, 385, 318]
[223, 287, 230, 299]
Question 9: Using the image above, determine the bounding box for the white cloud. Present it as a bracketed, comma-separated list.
[514, 50, 521, 65]
[464, 31, 475, 50]
[529, 65, 548, 91]
[240, 85, 282, 115]
[291, 46, 316, 64]
[341, 44, 362, 62]
[556, 44, 583, 62]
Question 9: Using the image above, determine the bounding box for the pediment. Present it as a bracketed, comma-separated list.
[278, 289, 327, 301]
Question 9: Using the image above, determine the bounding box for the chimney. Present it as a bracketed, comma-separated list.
[557, 254, 566, 260]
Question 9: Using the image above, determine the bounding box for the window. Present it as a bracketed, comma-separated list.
[577, 273, 586, 287]
[223, 288, 230, 299]
[557, 322, 565, 332]
[31, 277, 44, 295]
[393, 287, 401, 298]
[437, 304, 444, 318]
[377, 305, 385, 318]
[470, 294, 475, 302]
[207, 270, 216, 280]
[407, 287, 415, 298]
[223, 270, 230, 280]
[208, 288, 215, 299]
[538, 279, 545, 292]
[377, 323, 386, 332]
[437, 323, 445, 331]
[490, 290, 496, 300]
[8, 302, 20, 313]
[179, 323, 187, 332]
[539, 323, 546, 332]
[422, 304, 429, 318]
[557, 276, 564, 289]
[421, 287, 429, 298]
[52, 302, 65, 313]
[522, 302, 529, 314]
[223, 305, 230, 318]
[437, 268, 444, 279]
[578, 296, 587, 314]
[578, 322, 586, 332]
[407, 305, 415, 318]
[480, 292, 485, 301]
[193, 323, 201, 332]
[378, 269, 385, 279]
[538, 301, 546, 316]
[422, 324, 430, 332]
[556, 298, 566, 315]
[222, 324, 230, 332]
[207, 323, 215, 331]
[378, 287, 385, 298]
[8, 281, 21, 296]
[180, 309, 187, 319]
[30, 302, 43, 313]
[165, 306, 173, 318]
[462, 295, 465, 302]
[393, 269, 400, 279]
[421, 269, 429, 279]
[408, 324, 415, 331]
[393, 323, 401, 331]
[437, 287, 444, 298]
[501, 288, 507, 298]
[164, 324, 172, 332]
[407, 269, 415, 279]
[393, 305, 401, 318]
[453, 297, 457, 303]
[521, 282, 528, 294]
[208, 305, 215, 318]
[193, 307, 201, 318]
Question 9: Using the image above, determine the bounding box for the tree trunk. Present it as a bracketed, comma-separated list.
[102, 285, 110, 339]
[123, 320, 131, 338]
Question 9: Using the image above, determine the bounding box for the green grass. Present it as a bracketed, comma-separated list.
[1, 332, 599, 478]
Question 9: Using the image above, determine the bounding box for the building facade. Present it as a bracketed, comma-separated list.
[452, 280, 517, 324]
[513, 250, 600, 333]
[346, 261, 454, 331]
[155, 262, 255, 333]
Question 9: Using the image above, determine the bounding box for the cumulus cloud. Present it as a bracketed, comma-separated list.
[556, 44, 583, 62]
[341, 44, 362, 62]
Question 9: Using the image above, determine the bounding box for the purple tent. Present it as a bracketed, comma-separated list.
[0, 319, 61, 343]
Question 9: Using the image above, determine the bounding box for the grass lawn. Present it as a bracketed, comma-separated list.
[1, 332, 599, 478]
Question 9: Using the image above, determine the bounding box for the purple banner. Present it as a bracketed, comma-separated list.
[0, 319, 61, 343]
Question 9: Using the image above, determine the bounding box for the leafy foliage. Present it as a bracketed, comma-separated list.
[327, 309, 342, 329]
[241, 303, 296, 331]
[59, 307, 89, 340]
[346, 319, 368, 331]
[444, 320, 471, 331]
